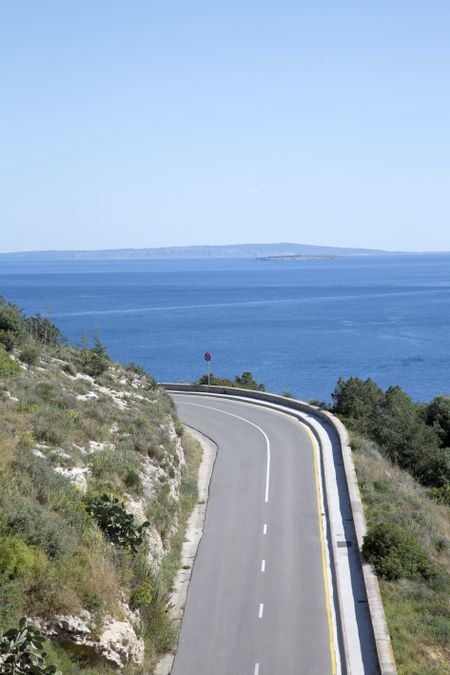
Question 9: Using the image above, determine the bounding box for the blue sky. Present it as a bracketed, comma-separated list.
[1, 1, 449, 252]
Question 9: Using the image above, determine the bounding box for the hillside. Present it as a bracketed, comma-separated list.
[332, 378, 450, 673]
[0, 242, 392, 260]
[0, 299, 201, 673]
[353, 438, 450, 673]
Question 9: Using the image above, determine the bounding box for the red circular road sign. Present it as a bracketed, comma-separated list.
[204, 352, 212, 362]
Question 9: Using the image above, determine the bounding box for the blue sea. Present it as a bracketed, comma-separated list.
[1, 254, 449, 402]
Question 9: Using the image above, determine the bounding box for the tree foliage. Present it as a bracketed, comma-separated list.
[25, 314, 64, 347]
[332, 377, 450, 488]
[196, 370, 265, 391]
[0, 298, 65, 354]
[428, 483, 450, 506]
[0, 298, 24, 351]
[425, 395, 450, 448]
[234, 371, 266, 391]
[80, 333, 111, 377]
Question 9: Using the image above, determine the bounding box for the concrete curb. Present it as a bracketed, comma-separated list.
[162, 383, 397, 675]
[332, 416, 397, 675]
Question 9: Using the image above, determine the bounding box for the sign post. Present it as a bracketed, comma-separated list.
[204, 352, 212, 386]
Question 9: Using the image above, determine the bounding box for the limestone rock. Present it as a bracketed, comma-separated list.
[40, 609, 145, 670]
[98, 617, 145, 668]
[53, 466, 90, 493]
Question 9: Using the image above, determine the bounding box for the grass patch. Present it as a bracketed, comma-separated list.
[89, 447, 143, 496]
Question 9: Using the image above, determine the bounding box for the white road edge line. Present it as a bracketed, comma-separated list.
[261, 560, 266, 572]
[180, 401, 271, 503]
[259, 603, 264, 618]
[254, 664, 260, 675]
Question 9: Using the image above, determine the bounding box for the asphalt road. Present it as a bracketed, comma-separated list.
[171, 394, 337, 675]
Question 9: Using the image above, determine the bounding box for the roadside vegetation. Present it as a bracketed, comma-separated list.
[332, 377, 450, 674]
[0, 297, 201, 673]
[195, 370, 266, 391]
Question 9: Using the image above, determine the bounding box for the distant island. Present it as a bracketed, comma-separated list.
[0, 242, 396, 261]
[258, 254, 344, 261]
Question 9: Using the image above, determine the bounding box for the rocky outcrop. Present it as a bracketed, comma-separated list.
[40, 607, 145, 670]
[53, 466, 90, 493]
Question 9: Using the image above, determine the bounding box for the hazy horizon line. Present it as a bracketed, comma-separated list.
[0, 242, 449, 256]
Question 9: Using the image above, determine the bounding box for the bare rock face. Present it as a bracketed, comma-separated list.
[53, 466, 90, 493]
[40, 609, 144, 670]
[98, 617, 145, 668]
[145, 525, 165, 570]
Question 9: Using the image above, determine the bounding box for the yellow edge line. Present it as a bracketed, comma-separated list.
[302, 423, 338, 675]
[198, 399, 338, 672]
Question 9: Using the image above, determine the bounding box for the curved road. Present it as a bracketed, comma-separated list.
[171, 393, 339, 675]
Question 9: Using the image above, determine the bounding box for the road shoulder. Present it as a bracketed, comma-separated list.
[155, 426, 217, 675]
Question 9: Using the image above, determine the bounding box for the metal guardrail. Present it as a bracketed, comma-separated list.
[162, 383, 397, 675]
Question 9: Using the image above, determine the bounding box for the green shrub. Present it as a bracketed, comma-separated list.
[33, 382, 70, 408]
[145, 375, 159, 391]
[174, 419, 184, 438]
[0, 617, 60, 674]
[0, 332, 16, 352]
[372, 479, 390, 493]
[2, 501, 76, 560]
[0, 300, 24, 351]
[32, 405, 78, 446]
[80, 335, 111, 377]
[18, 343, 41, 366]
[19, 459, 71, 507]
[0, 345, 20, 376]
[131, 578, 154, 608]
[87, 494, 149, 553]
[0, 536, 48, 582]
[126, 362, 146, 376]
[362, 522, 435, 581]
[196, 370, 266, 391]
[429, 484, 450, 506]
[124, 467, 142, 492]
